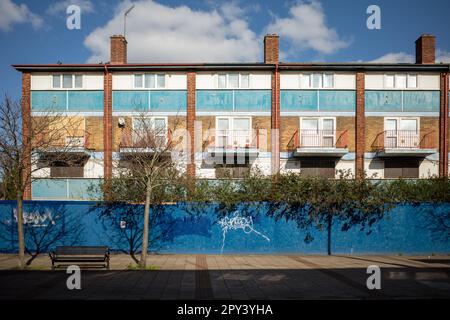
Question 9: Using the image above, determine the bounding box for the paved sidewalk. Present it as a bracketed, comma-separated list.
[0, 254, 449, 299]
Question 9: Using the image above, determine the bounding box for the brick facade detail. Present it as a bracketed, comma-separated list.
[187, 72, 196, 177]
[103, 70, 113, 182]
[271, 68, 280, 174]
[22, 72, 32, 200]
[439, 72, 449, 177]
[355, 72, 365, 178]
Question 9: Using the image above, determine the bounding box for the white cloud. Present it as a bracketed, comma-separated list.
[265, 1, 349, 56]
[368, 52, 414, 63]
[436, 49, 450, 63]
[84, 0, 260, 63]
[0, 0, 43, 32]
[46, 0, 95, 16]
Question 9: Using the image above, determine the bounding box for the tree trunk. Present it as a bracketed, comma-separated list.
[139, 178, 151, 269]
[16, 192, 25, 269]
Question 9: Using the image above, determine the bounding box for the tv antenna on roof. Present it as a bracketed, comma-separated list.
[123, 4, 135, 37]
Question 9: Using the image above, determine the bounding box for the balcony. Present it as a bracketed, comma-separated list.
[207, 129, 260, 157]
[372, 130, 436, 157]
[288, 129, 349, 157]
[119, 129, 173, 161]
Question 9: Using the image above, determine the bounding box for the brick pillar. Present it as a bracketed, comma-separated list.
[103, 68, 113, 186]
[264, 34, 279, 64]
[110, 35, 127, 64]
[439, 72, 449, 177]
[415, 34, 435, 64]
[187, 72, 196, 177]
[355, 72, 365, 179]
[22, 72, 32, 200]
[271, 67, 280, 175]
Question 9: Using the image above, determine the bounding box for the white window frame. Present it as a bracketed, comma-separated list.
[131, 116, 168, 145]
[407, 74, 418, 88]
[384, 74, 419, 89]
[299, 117, 336, 148]
[300, 73, 334, 89]
[134, 74, 166, 89]
[217, 74, 251, 89]
[384, 117, 420, 149]
[53, 74, 83, 89]
[215, 116, 252, 148]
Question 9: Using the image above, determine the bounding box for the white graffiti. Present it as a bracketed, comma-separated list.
[218, 212, 270, 253]
[12, 209, 57, 227]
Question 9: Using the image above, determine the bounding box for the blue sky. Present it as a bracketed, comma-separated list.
[1, 0, 450, 99]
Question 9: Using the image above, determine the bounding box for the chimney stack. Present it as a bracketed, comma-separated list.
[110, 35, 127, 64]
[264, 34, 279, 64]
[415, 34, 435, 64]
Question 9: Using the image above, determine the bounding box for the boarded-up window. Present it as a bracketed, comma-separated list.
[215, 165, 250, 179]
[50, 166, 84, 178]
[300, 159, 336, 178]
[384, 158, 420, 178]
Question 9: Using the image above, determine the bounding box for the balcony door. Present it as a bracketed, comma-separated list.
[385, 118, 419, 149]
[300, 118, 335, 148]
[132, 117, 167, 148]
[216, 117, 251, 148]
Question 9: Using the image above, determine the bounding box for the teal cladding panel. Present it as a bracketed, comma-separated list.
[319, 91, 355, 111]
[112, 91, 149, 111]
[196, 90, 233, 111]
[365, 91, 402, 112]
[150, 90, 187, 112]
[68, 91, 103, 111]
[281, 90, 317, 111]
[403, 91, 439, 112]
[31, 91, 67, 111]
[32, 179, 101, 200]
[234, 90, 271, 111]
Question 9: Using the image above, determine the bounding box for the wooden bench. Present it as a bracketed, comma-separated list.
[49, 246, 110, 270]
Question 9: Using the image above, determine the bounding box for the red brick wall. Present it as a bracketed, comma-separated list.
[439, 72, 449, 177]
[271, 68, 280, 174]
[110, 35, 127, 64]
[103, 70, 112, 181]
[415, 35, 435, 64]
[355, 72, 365, 178]
[264, 34, 279, 64]
[187, 72, 196, 177]
[22, 72, 32, 200]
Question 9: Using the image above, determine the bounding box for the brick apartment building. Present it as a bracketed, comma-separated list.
[13, 33, 450, 200]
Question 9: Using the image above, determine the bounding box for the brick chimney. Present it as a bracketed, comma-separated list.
[415, 34, 435, 64]
[264, 34, 279, 64]
[110, 35, 127, 64]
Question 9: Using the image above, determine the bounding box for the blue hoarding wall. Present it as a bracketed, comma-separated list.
[0, 201, 449, 254]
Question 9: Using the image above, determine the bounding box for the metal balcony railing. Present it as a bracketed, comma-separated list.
[214, 129, 259, 149]
[119, 129, 172, 150]
[288, 130, 348, 150]
[372, 130, 435, 150]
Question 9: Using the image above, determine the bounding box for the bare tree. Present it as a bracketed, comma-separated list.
[0, 96, 85, 269]
[100, 113, 185, 268]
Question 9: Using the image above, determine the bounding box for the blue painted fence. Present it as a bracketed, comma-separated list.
[0, 201, 448, 255]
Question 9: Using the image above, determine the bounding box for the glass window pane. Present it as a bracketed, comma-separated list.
[156, 74, 165, 88]
[218, 74, 226, 88]
[240, 74, 249, 88]
[134, 74, 143, 88]
[63, 74, 73, 88]
[302, 118, 319, 131]
[311, 74, 322, 88]
[385, 75, 394, 88]
[228, 74, 239, 88]
[408, 75, 417, 88]
[385, 119, 397, 131]
[322, 119, 334, 131]
[145, 74, 155, 88]
[323, 74, 334, 88]
[395, 74, 407, 88]
[217, 118, 229, 130]
[233, 118, 250, 130]
[400, 119, 417, 131]
[154, 118, 166, 133]
[301, 74, 310, 88]
[74, 75, 82, 88]
[52, 75, 61, 88]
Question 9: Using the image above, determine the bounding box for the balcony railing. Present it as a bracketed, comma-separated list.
[36, 129, 91, 152]
[119, 129, 172, 150]
[288, 130, 348, 150]
[214, 129, 259, 150]
[372, 130, 435, 150]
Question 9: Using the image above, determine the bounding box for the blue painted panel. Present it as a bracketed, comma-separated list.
[403, 91, 439, 112]
[234, 90, 271, 111]
[112, 91, 149, 111]
[68, 91, 103, 111]
[150, 90, 187, 112]
[281, 90, 317, 111]
[319, 91, 355, 111]
[365, 91, 402, 112]
[196, 90, 233, 111]
[32, 179, 100, 200]
[31, 91, 67, 111]
[0, 201, 449, 254]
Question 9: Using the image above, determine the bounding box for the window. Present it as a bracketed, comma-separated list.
[300, 117, 336, 148]
[241, 74, 250, 88]
[384, 118, 419, 149]
[216, 117, 251, 148]
[385, 75, 395, 88]
[132, 117, 167, 147]
[135, 74, 166, 88]
[145, 74, 155, 88]
[301, 73, 334, 89]
[395, 74, 407, 88]
[228, 74, 239, 88]
[300, 159, 336, 178]
[74, 75, 83, 88]
[52, 75, 61, 88]
[156, 74, 165, 88]
[385, 74, 418, 88]
[63, 74, 73, 88]
[384, 158, 420, 179]
[134, 74, 143, 88]
[407, 74, 417, 88]
[218, 74, 227, 88]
